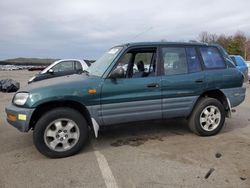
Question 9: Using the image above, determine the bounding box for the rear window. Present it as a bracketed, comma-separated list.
[200, 47, 226, 69]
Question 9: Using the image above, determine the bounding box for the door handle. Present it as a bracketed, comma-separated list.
[147, 83, 159, 88]
[195, 79, 203, 83]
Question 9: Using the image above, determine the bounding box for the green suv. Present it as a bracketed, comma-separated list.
[5, 42, 246, 158]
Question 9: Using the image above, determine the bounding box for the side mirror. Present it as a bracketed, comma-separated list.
[109, 67, 125, 79]
[48, 69, 54, 74]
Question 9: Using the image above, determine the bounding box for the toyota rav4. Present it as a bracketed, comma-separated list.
[5, 42, 246, 158]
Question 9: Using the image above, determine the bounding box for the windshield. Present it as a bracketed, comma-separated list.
[87, 47, 123, 77]
[41, 60, 59, 74]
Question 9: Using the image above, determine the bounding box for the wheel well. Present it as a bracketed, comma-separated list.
[198, 90, 229, 110]
[188, 89, 230, 119]
[29, 101, 93, 130]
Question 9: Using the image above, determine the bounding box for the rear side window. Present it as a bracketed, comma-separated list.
[200, 47, 225, 69]
[75, 61, 82, 70]
[186, 48, 201, 73]
[161, 47, 188, 75]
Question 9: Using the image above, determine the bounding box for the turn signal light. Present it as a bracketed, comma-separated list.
[88, 89, 97, 94]
[7, 114, 17, 121]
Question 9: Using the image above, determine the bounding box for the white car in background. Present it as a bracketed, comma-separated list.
[28, 59, 90, 84]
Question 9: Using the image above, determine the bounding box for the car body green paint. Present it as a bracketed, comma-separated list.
[5, 42, 245, 133]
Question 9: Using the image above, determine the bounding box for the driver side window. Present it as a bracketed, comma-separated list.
[133, 53, 154, 78]
[112, 49, 156, 78]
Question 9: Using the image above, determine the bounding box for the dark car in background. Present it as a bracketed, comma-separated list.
[28, 59, 90, 84]
[230, 55, 248, 82]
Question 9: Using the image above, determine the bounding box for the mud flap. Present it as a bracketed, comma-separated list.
[91, 118, 99, 138]
[226, 97, 232, 118]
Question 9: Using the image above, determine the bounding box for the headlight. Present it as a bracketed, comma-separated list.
[13, 92, 29, 106]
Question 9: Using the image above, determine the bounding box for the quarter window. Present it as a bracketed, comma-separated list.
[186, 48, 202, 73]
[200, 47, 225, 69]
[162, 47, 188, 75]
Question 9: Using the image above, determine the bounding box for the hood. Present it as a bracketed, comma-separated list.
[20, 74, 102, 108]
[23, 73, 95, 91]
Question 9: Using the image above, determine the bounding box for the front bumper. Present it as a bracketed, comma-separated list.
[5, 104, 35, 132]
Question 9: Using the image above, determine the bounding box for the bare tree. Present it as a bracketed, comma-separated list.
[217, 34, 232, 50]
[198, 32, 210, 43]
[198, 31, 250, 60]
[198, 32, 218, 43]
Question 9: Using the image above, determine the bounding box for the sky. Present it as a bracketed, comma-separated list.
[0, 0, 250, 60]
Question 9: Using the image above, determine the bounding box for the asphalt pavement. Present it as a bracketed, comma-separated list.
[0, 71, 249, 188]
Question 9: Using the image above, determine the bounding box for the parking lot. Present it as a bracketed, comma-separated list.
[0, 70, 250, 188]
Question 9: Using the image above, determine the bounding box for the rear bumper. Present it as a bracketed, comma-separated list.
[221, 87, 246, 108]
[5, 104, 35, 132]
[243, 71, 248, 82]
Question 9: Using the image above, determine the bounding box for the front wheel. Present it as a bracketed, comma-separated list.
[33, 108, 89, 158]
[188, 97, 226, 136]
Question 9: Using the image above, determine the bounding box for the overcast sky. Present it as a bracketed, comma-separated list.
[0, 0, 250, 60]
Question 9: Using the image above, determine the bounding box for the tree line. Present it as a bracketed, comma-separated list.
[198, 31, 250, 61]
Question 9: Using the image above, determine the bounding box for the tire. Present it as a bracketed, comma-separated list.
[188, 97, 225, 136]
[33, 107, 89, 158]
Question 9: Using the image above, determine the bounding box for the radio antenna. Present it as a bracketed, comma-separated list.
[131, 27, 153, 41]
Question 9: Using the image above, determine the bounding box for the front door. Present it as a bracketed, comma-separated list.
[100, 47, 162, 125]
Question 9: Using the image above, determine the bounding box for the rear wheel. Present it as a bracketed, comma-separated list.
[188, 97, 225, 136]
[33, 107, 89, 158]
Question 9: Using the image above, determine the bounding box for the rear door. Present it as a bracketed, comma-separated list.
[100, 46, 162, 125]
[160, 46, 206, 118]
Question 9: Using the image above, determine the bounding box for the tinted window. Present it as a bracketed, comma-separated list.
[186, 48, 201, 73]
[200, 47, 225, 69]
[162, 47, 188, 75]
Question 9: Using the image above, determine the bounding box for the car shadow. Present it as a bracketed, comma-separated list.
[79, 119, 193, 154]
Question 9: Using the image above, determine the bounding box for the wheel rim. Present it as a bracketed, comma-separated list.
[44, 118, 80, 152]
[199, 105, 221, 132]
